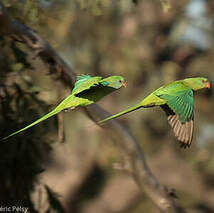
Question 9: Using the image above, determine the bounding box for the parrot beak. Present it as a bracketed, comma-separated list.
[122, 81, 127, 88]
[206, 82, 211, 88]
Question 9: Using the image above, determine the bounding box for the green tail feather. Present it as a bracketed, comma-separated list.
[1, 109, 60, 141]
[98, 103, 142, 124]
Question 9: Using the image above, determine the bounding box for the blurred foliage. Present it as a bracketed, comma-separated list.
[160, 0, 171, 12]
[0, 1, 58, 211]
[1, 0, 214, 213]
[0, 37, 54, 210]
[3, 0, 40, 26]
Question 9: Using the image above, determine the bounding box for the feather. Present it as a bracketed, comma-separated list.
[72, 76, 102, 95]
[76, 74, 92, 81]
[161, 105, 194, 148]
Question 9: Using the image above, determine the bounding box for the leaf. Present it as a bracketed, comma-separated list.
[160, 0, 171, 13]
[91, 0, 102, 16]
[11, 63, 24, 72]
[78, 0, 103, 16]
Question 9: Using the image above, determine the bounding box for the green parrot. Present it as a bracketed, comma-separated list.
[1, 75, 126, 140]
[99, 77, 211, 148]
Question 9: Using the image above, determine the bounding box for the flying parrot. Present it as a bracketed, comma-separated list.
[98, 77, 211, 148]
[1, 75, 126, 140]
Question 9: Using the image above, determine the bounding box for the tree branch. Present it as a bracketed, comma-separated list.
[0, 2, 186, 212]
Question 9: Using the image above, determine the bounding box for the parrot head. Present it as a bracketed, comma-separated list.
[183, 77, 211, 91]
[101, 76, 127, 89]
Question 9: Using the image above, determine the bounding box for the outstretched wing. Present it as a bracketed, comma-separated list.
[158, 90, 194, 148]
[72, 75, 102, 96]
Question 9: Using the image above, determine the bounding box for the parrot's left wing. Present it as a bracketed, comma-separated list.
[72, 75, 102, 96]
[158, 90, 194, 148]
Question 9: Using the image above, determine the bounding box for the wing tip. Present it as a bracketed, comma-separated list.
[166, 110, 194, 149]
[179, 141, 191, 149]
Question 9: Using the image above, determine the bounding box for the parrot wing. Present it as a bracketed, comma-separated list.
[72, 75, 103, 96]
[158, 90, 194, 148]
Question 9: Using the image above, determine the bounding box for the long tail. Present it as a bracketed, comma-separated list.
[98, 103, 142, 124]
[1, 108, 61, 141]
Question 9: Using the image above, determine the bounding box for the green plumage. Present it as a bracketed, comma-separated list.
[99, 77, 210, 148]
[72, 75, 102, 95]
[1, 75, 126, 141]
[158, 90, 194, 123]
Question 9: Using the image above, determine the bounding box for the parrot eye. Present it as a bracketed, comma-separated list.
[119, 80, 122, 83]
[202, 79, 206, 83]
